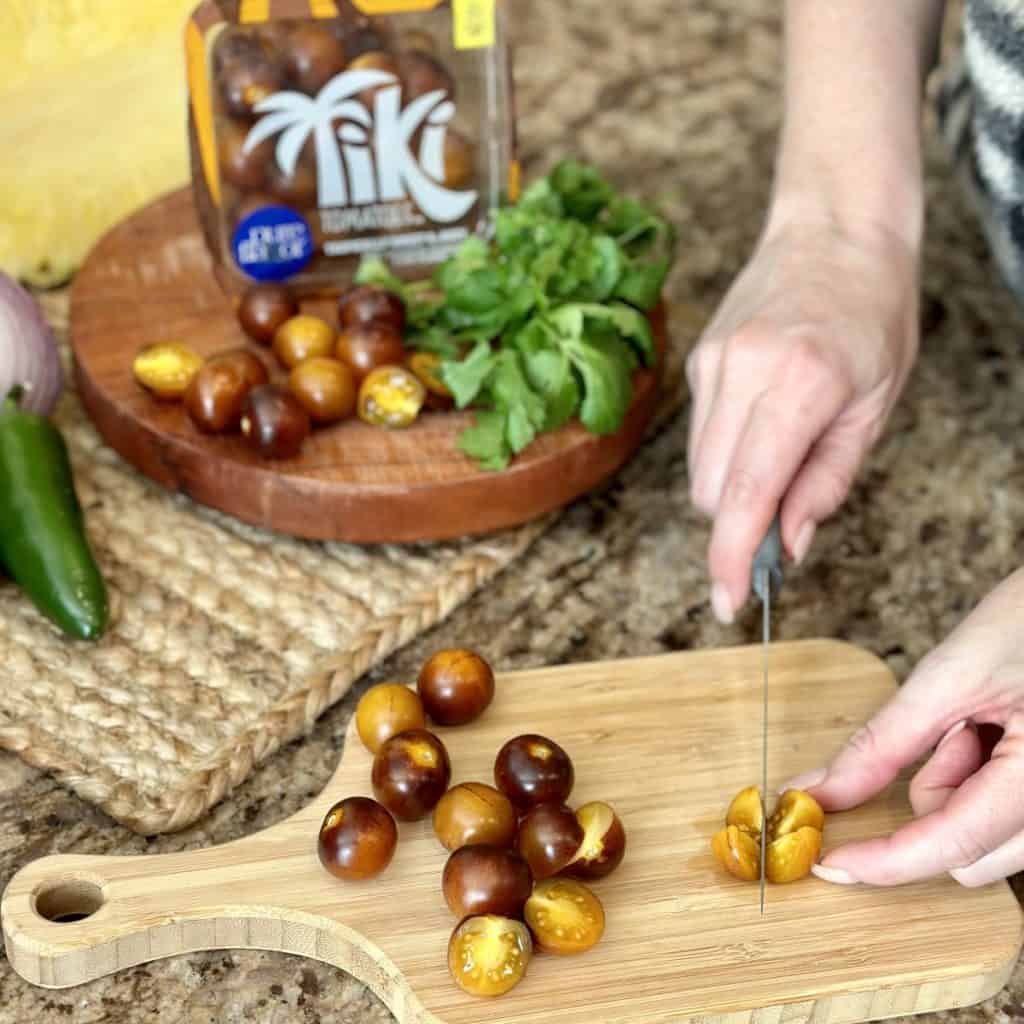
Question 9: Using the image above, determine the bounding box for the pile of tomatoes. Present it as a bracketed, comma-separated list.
[316, 648, 627, 998]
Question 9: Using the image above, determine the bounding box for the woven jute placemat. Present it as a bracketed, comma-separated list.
[0, 290, 687, 835]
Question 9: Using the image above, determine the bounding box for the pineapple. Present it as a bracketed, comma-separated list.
[0, 0, 199, 286]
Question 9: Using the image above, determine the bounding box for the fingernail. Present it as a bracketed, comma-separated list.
[811, 863, 858, 885]
[779, 767, 826, 793]
[711, 583, 734, 624]
[793, 521, 816, 565]
[936, 719, 968, 752]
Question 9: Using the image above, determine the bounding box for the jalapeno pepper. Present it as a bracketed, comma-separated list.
[0, 396, 108, 640]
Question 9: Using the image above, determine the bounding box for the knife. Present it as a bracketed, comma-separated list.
[752, 514, 783, 914]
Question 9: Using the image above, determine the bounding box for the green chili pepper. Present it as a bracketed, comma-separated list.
[0, 396, 108, 640]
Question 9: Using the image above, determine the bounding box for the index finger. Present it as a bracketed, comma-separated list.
[708, 367, 849, 615]
[816, 747, 1024, 886]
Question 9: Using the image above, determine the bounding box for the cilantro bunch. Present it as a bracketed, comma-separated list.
[356, 160, 676, 470]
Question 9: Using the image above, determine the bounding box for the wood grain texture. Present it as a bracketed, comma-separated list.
[4, 640, 1021, 1022]
[68, 188, 666, 543]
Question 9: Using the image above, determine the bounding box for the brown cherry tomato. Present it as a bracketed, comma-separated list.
[239, 385, 310, 459]
[442, 844, 533, 920]
[273, 314, 336, 369]
[406, 351, 452, 400]
[524, 878, 605, 955]
[396, 29, 440, 58]
[285, 23, 347, 94]
[237, 284, 299, 345]
[516, 802, 583, 880]
[219, 118, 275, 191]
[433, 782, 518, 852]
[711, 786, 825, 884]
[355, 682, 426, 754]
[133, 342, 204, 400]
[317, 796, 397, 881]
[347, 51, 401, 108]
[266, 156, 318, 207]
[494, 734, 574, 811]
[184, 349, 268, 433]
[397, 50, 455, 102]
[417, 648, 495, 726]
[335, 324, 406, 381]
[289, 357, 357, 424]
[218, 51, 282, 118]
[357, 365, 425, 429]
[565, 801, 627, 880]
[337, 284, 406, 334]
[371, 728, 451, 821]
[443, 130, 476, 189]
[448, 915, 532, 998]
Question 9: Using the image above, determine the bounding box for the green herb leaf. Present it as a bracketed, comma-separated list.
[458, 409, 511, 470]
[354, 257, 407, 296]
[440, 341, 496, 408]
[615, 259, 670, 312]
[567, 335, 636, 435]
[491, 351, 547, 452]
[523, 347, 580, 430]
[550, 160, 614, 222]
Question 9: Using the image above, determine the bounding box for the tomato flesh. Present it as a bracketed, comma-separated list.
[447, 914, 532, 997]
[524, 878, 605, 955]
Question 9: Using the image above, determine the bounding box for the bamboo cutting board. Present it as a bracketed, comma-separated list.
[3, 640, 1022, 1023]
[67, 188, 665, 543]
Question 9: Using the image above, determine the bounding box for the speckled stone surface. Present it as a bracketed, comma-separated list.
[4, 1, 1024, 1021]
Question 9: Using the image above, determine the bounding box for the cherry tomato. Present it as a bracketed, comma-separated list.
[355, 683, 426, 754]
[417, 648, 495, 726]
[494, 734, 574, 811]
[433, 782, 517, 852]
[524, 878, 605, 955]
[371, 728, 451, 821]
[447, 914, 532, 998]
[289, 357, 357, 424]
[317, 796, 397, 881]
[357, 365, 425, 429]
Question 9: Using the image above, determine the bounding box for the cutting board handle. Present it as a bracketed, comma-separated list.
[1, 840, 433, 1019]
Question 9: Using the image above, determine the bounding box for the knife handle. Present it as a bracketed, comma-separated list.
[752, 514, 783, 602]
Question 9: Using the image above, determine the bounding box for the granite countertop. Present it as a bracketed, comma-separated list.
[4, 0, 1024, 1021]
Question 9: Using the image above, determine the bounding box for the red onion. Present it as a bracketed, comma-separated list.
[0, 272, 63, 414]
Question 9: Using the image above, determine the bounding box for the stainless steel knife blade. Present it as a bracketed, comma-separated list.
[752, 515, 783, 915]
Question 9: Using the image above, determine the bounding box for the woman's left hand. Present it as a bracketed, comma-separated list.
[783, 567, 1024, 887]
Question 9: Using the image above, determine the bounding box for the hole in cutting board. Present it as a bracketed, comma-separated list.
[33, 880, 105, 924]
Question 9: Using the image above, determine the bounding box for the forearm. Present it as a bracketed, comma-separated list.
[765, 0, 947, 251]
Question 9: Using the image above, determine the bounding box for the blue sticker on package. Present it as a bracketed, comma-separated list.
[231, 207, 313, 281]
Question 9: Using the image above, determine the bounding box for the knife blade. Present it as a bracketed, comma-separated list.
[752, 515, 783, 915]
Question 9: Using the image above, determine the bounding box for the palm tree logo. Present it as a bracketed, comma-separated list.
[242, 69, 395, 208]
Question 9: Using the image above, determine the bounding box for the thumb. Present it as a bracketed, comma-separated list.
[782, 670, 956, 812]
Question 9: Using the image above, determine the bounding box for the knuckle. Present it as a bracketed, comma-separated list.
[939, 830, 991, 871]
[686, 341, 720, 388]
[811, 461, 854, 512]
[723, 467, 762, 508]
[846, 721, 882, 761]
[721, 324, 768, 368]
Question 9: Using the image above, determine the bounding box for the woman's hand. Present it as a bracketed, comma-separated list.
[686, 217, 920, 621]
[784, 568, 1024, 888]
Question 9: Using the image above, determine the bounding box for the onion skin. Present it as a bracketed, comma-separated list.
[0, 273, 63, 414]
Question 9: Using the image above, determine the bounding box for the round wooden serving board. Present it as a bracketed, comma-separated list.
[3, 642, 1022, 1023]
[68, 189, 667, 543]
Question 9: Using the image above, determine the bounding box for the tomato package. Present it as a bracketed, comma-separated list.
[184, 0, 516, 298]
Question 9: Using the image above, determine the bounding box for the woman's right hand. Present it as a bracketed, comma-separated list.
[686, 215, 920, 622]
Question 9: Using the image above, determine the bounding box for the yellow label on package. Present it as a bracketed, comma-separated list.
[453, 0, 495, 49]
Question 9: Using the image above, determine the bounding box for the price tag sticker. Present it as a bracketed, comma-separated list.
[453, 0, 495, 49]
